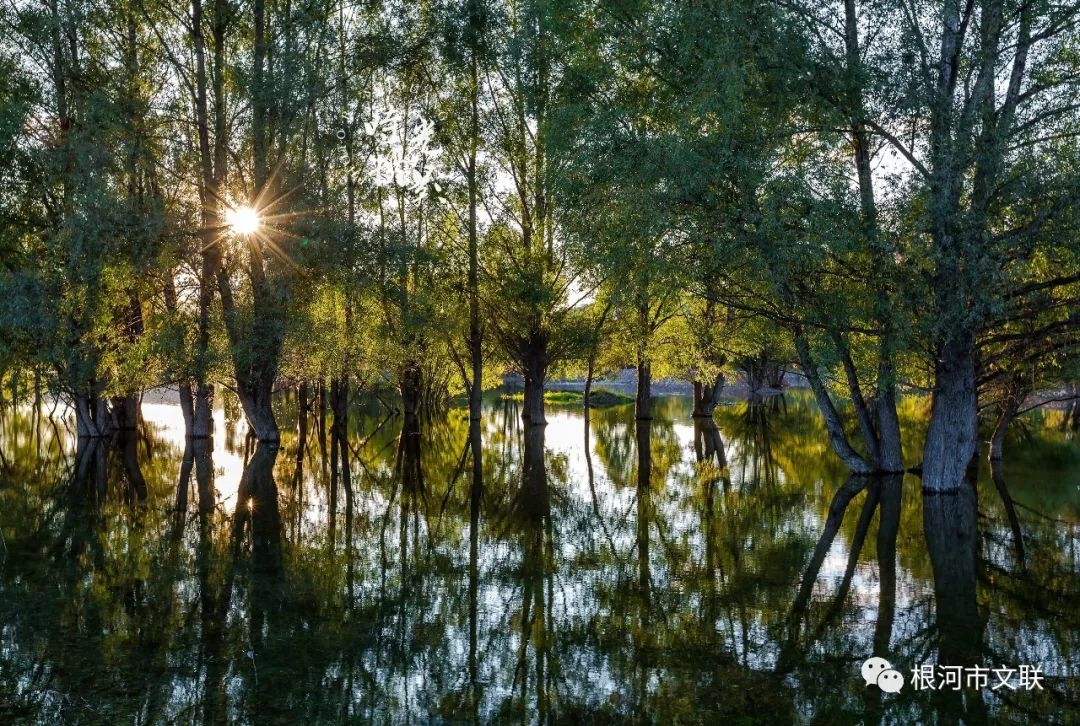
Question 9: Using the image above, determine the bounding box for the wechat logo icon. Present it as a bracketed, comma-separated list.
[862, 656, 905, 693]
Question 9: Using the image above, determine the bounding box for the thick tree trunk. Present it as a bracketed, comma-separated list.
[74, 437, 108, 500]
[194, 436, 215, 517]
[193, 384, 214, 438]
[297, 381, 309, 432]
[635, 358, 651, 420]
[74, 392, 106, 438]
[178, 384, 195, 433]
[692, 373, 725, 418]
[521, 332, 548, 426]
[111, 393, 140, 431]
[875, 365, 905, 472]
[330, 377, 348, 440]
[234, 442, 282, 573]
[921, 338, 978, 491]
[237, 380, 279, 442]
[522, 375, 546, 425]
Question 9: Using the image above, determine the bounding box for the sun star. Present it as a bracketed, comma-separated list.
[226, 205, 260, 235]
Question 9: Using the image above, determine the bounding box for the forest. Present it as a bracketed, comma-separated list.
[3, 1, 1080, 519]
[2, 0, 1080, 722]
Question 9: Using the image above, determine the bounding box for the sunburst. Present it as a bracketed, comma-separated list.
[225, 205, 260, 235]
[203, 164, 317, 270]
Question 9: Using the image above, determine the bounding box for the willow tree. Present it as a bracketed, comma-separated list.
[0, 0, 172, 437]
[484, 0, 581, 426]
[185, 0, 333, 441]
[553, 0, 794, 420]
[839, 0, 1080, 489]
[433, 0, 497, 421]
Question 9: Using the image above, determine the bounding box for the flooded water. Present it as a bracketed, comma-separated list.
[1, 391, 1078, 724]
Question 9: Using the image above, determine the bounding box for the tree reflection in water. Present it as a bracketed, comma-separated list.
[0, 390, 1077, 723]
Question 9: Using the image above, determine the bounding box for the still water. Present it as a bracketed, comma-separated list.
[1, 391, 1078, 724]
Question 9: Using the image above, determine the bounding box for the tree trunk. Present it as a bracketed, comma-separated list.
[1061, 383, 1080, 431]
[119, 427, 148, 502]
[467, 51, 482, 422]
[692, 373, 725, 418]
[923, 482, 982, 674]
[74, 393, 104, 438]
[293, 381, 308, 488]
[794, 332, 872, 474]
[875, 363, 905, 472]
[190, 0, 225, 441]
[873, 472, 903, 656]
[236, 380, 279, 441]
[522, 375, 546, 425]
[833, 333, 880, 466]
[583, 356, 595, 408]
[111, 393, 140, 431]
[175, 441, 195, 524]
[521, 332, 548, 426]
[989, 389, 1020, 461]
[989, 456, 1025, 568]
[400, 362, 422, 417]
[468, 415, 482, 715]
[635, 358, 651, 420]
[920, 338, 978, 491]
[193, 384, 214, 438]
[177, 383, 195, 433]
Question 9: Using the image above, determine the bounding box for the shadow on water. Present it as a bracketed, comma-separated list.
[0, 390, 1078, 723]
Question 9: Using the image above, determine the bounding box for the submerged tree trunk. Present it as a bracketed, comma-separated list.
[237, 379, 279, 441]
[110, 393, 140, 431]
[583, 356, 595, 408]
[875, 371, 904, 472]
[521, 331, 549, 426]
[635, 357, 651, 420]
[921, 339, 978, 491]
[74, 391, 108, 438]
[989, 388, 1020, 461]
[794, 332, 872, 474]
[400, 362, 422, 417]
[692, 373, 725, 418]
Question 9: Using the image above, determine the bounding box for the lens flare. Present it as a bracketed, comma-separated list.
[226, 206, 260, 235]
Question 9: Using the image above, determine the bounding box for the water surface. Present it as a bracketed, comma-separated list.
[1, 391, 1078, 723]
